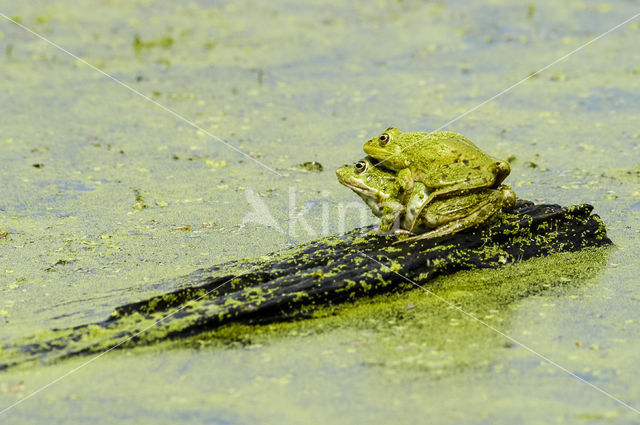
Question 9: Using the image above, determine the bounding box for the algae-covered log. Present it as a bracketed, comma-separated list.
[0, 201, 612, 369]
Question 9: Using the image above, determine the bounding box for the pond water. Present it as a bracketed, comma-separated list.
[1, 0, 639, 423]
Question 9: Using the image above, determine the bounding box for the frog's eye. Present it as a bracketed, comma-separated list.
[378, 133, 390, 145]
[354, 160, 367, 174]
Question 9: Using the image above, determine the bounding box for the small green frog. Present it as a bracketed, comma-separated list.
[335, 158, 415, 233]
[363, 127, 511, 212]
[336, 158, 516, 240]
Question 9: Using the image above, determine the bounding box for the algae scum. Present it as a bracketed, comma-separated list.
[2, 0, 640, 424]
[0, 201, 612, 369]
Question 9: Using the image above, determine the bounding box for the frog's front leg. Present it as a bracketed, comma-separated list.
[379, 199, 406, 233]
[397, 168, 414, 194]
[401, 182, 429, 231]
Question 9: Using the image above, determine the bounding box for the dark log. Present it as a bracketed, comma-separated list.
[0, 201, 612, 369]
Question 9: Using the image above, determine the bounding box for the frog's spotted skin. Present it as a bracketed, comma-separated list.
[336, 158, 516, 239]
[363, 127, 511, 210]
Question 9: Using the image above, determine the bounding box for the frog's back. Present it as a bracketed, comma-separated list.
[426, 131, 480, 150]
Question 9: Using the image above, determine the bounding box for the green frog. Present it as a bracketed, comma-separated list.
[363, 128, 511, 215]
[335, 158, 415, 233]
[336, 158, 516, 240]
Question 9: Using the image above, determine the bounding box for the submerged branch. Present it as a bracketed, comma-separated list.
[0, 201, 612, 369]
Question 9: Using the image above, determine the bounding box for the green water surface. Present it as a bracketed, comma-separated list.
[1, 0, 640, 423]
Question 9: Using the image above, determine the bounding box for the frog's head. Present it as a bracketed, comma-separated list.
[336, 158, 400, 207]
[363, 127, 409, 169]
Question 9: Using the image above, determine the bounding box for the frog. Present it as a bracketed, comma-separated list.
[335, 158, 419, 233]
[363, 127, 511, 217]
[336, 158, 517, 240]
[397, 184, 517, 243]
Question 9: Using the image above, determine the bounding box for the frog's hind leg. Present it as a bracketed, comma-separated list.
[408, 182, 488, 232]
[394, 198, 502, 244]
[408, 163, 511, 232]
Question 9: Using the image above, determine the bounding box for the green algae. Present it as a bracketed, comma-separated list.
[0, 201, 609, 371]
[1, 246, 612, 375]
[1, 0, 640, 423]
[133, 35, 174, 53]
[1, 247, 623, 425]
[170, 248, 612, 370]
[298, 161, 323, 172]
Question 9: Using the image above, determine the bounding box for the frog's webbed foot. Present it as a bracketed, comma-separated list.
[392, 226, 456, 244]
[378, 214, 416, 237]
[377, 224, 413, 237]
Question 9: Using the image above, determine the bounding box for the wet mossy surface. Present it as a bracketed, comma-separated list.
[0, 200, 611, 369]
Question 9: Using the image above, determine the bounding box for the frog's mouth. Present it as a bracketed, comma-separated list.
[340, 177, 385, 203]
[363, 144, 391, 161]
[365, 155, 380, 165]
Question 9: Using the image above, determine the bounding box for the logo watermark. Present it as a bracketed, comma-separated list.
[242, 187, 374, 238]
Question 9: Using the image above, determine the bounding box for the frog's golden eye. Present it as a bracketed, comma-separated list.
[354, 160, 367, 174]
[378, 133, 390, 145]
